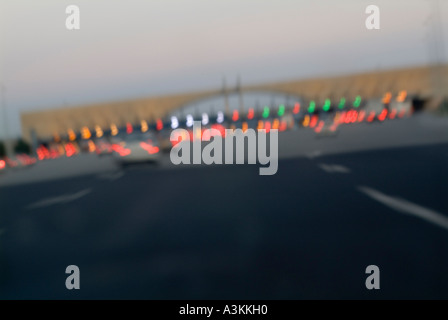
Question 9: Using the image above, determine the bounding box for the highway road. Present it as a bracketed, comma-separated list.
[0, 113, 447, 299]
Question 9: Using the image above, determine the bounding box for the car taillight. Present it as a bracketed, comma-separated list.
[140, 142, 159, 154]
[0, 160, 5, 170]
[112, 144, 131, 157]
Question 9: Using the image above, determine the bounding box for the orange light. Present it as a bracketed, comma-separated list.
[57, 144, 65, 155]
[257, 120, 264, 130]
[303, 115, 310, 127]
[397, 90, 407, 102]
[333, 112, 341, 123]
[141, 120, 148, 133]
[111, 124, 118, 136]
[68, 129, 76, 141]
[272, 119, 280, 130]
[88, 140, 96, 152]
[95, 125, 103, 138]
[382, 92, 392, 104]
[81, 127, 91, 140]
[242, 122, 248, 132]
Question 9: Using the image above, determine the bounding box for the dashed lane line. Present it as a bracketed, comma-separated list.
[358, 186, 448, 231]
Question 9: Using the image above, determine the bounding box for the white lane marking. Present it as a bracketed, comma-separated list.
[26, 188, 92, 210]
[306, 150, 322, 159]
[97, 171, 124, 181]
[358, 186, 448, 231]
[319, 164, 351, 173]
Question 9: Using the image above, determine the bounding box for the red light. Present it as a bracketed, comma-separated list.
[330, 123, 338, 132]
[126, 123, 133, 134]
[339, 112, 346, 124]
[389, 109, 397, 119]
[37, 145, 50, 160]
[265, 121, 271, 133]
[247, 108, 254, 120]
[140, 142, 159, 154]
[351, 110, 358, 123]
[156, 119, 163, 131]
[112, 144, 131, 157]
[344, 110, 357, 123]
[232, 110, 239, 122]
[378, 109, 388, 121]
[65, 143, 76, 157]
[310, 115, 318, 128]
[293, 103, 300, 114]
[170, 130, 185, 147]
[345, 111, 353, 124]
[314, 120, 325, 133]
[211, 124, 226, 137]
[358, 110, 366, 122]
[0, 160, 5, 170]
[367, 111, 376, 122]
[50, 149, 59, 159]
[279, 120, 287, 132]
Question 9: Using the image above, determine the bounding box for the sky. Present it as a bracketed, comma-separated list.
[0, 0, 447, 138]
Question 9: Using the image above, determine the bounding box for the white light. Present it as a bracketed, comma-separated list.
[186, 114, 194, 127]
[217, 111, 224, 124]
[171, 116, 179, 129]
[202, 113, 209, 125]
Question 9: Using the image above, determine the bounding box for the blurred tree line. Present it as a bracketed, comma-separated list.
[0, 139, 31, 157]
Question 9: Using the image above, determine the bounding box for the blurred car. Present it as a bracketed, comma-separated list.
[157, 130, 174, 153]
[112, 132, 160, 166]
[95, 138, 113, 156]
[0, 154, 36, 171]
[15, 154, 37, 167]
[315, 112, 339, 138]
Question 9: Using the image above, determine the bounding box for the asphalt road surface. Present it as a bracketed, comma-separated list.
[0, 114, 448, 299]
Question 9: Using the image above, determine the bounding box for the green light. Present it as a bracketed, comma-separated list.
[323, 99, 331, 112]
[278, 105, 285, 117]
[353, 96, 362, 108]
[338, 98, 346, 109]
[308, 101, 316, 113]
[262, 107, 270, 118]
